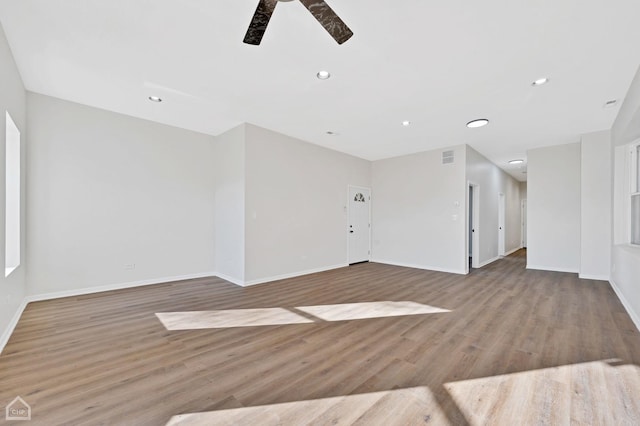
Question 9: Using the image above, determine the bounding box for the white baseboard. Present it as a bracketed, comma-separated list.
[370, 259, 466, 275]
[214, 272, 245, 287]
[243, 264, 348, 287]
[478, 256, 500, 268]
[609, 279, 640, 333]
[0, 298, 29, 355]
[526, 264, 579, 274]
[27, 272, 218, 303]
[578, 273, 610, 281]
[503, 247, 521, 256]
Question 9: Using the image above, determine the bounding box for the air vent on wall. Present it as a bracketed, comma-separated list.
[442, 150, 455, 165]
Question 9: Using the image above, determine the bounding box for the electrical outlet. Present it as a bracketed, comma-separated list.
[124, 264, 136, 270]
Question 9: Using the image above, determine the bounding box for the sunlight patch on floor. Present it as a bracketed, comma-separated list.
[445, 359, 640, 425]
[166, 386, 447, 425]
[296, 301, 450, 322]
[156, 301, 450, 330]
[155, 308, 313, 330]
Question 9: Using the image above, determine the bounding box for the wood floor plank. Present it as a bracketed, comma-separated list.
[0, 249, 639, 425]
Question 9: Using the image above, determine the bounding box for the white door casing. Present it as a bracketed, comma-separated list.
[468, 182, 480, 271]
[522, 199, 527, 248]
[348, 186, 371, 264]
[498, 193, 506, 256]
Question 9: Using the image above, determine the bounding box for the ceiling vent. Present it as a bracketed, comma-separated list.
[442, 150, 455, 165]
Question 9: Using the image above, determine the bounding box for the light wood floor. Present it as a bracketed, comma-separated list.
[1, 250, 639, 425]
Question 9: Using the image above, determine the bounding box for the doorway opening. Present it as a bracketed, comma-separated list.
[498, 193, 505, 256]
[467, 182, 480, 272]
[521, 199, 527, 248]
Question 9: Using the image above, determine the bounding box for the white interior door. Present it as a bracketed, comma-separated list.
[498, 193, 505, 256]
[348, 186, 371, 264]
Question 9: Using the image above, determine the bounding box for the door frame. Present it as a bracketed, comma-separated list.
[498, 192, 506, 256]
[347, 185, 372, 264]
[521, 198, 527, 248]
[467, 181, 480, 272]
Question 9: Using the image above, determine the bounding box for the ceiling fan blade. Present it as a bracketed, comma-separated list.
[243, 0, 279, 45]
[298, 0, 353, 45]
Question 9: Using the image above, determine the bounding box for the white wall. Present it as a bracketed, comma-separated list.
[611, 64, 640, 331]
[371, 145, 467, 274]
[466, 146, 522, 266]
[520, 182, 527, 200]
[527, 142, 581, 273]
[611, 245, 640, 330]
[613, 64, 640, 146]
[244, 124, 371, 284]
[212, 124, 246, 284]
[612, 144, 630, 246]
[520, 181, 527, 249]
[27, 93, 216, 296]
[0, 22, 28, 352]
[580, 131, 612, 280]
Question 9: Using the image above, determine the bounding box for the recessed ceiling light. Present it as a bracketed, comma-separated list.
[402, 121, 411, 127]
[326, 131, 337, 135]
[317, 70, 331, 80]
[466, 119, 489, 128]
[604, 99, 618, 109]
[148, 96, 162, 103]
[532, 77, 549, 86]
[509, 159, 525, 165]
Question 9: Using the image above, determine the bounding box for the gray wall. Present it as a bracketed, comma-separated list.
[527, 143, 582, 273]
[371, 146, 467, 274]
[213, 124, 246, 284]
[0, 23, 27, 350]
[580, 131, 612, 280]
[244, 124, 371, 284]
[611, 64, 640, 329]
[27, 93, 216, 296]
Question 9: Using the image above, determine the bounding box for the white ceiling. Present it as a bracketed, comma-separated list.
[2, 0, 640, 181]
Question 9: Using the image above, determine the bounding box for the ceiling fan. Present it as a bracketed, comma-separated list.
[243, 0, 353, 45]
